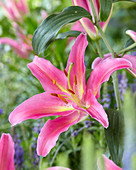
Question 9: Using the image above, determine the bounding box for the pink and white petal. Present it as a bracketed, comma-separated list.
[98, 155, 123, 170]
[85, 90, 108, 128]
[66, 33, 88, 99]
[28, 56, 67, 93]
[47, 167, 71, 170]
[87, 58, 132, 98]
[37, 111, 79, 157]
[126, 30, 136, 42]
[0, 133, 15, 170]
[9, 92, 74, 126]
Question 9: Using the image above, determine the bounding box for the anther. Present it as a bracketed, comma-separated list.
[53, 79, 56, 85]
[67, 89, 75, 95]
[57, 94, 68, 104]
[63, 69, 68, 77]
[74, 75, 77, 85]
[50, 93, 58, 97]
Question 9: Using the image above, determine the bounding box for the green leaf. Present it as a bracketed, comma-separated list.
[56, 31, 81, 40]
[105, 109, 124, 166]
[99, 0, 112, 22]
[112, 0, 136, 2]
[32, 6, 92, 54]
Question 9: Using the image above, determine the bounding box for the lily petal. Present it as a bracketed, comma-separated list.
[72, 0, 93, 15]
[0, 38, 28, 58]
[28, 56, 67, 93]
[0, 133, 15, 170]
[9, 92, 74, 126]
[47, 167, 71, 170]
[92, 57, 102, 69]
[66, 33, 88, 99]
[37, 111, 79, 157]
[98, 155, 123, 170]
[71, 21, 85, 33]
[126, 30, 136, 42]
[93, 54, 136, 77]
[87, 58, 132, 98]
[123, 54, 136, 76]
[15, 0, 29, 14]
[85, 90, 108, 128]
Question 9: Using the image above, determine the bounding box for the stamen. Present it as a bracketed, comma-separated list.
[57, 94, 68, 104]
[68, 62, 74, 90]
[74, 75, 77, 85]
[67, 89, 75, 95]
[63, 69, 68, 77]
[50, 93, 58, 97]
[53, 79, 56, 85]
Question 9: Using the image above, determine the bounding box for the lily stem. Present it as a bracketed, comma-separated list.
[95, 40, 104, 58]
[89, 0, 121, 110]
[117, 42, 136, 55]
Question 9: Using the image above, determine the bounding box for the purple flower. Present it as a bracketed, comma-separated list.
[118, 71, 128, 101]
[131, 79, 136, 93]
[13, 134, 24, 168]
[84, 120, 92, 128]
[101, 83, 111, 109]
[0, 109, 3, 115]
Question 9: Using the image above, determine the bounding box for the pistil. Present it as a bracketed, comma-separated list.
[68, 62, 74, 90]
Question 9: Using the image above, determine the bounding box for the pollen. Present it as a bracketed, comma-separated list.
[74, 75, 77, 85]
[53, 79, 56, 85]
[50, 93, 58, 97]
[63, 69, 68, 77]
[67, 89, 75, 94]
[57, 94, 68, 104]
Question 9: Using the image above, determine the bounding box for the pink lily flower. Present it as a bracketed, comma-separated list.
[0, 133, 15, 170]
[0, 37, 32, 58]
[47, 167, 71, 170]
[72, 0, 112, 40]
[0, 22, 33, 58]
[92, 53, 136, 77]
[98, 155, 123, 170]
[9, 33, 132, 157]
[0, 0, 29, 22]
[126, 30, 136, 42]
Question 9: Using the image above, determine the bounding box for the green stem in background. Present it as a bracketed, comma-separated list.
[50, 136, 71, 167]
[117, 42, 136, 55]
[95, 40, 104, 58]
[112, 72, 122, 109]
[20, 124, 29, 148]
[39, 156, 43, 170]
[95, 24, 115, 58]
[89, 0, 121, 110]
